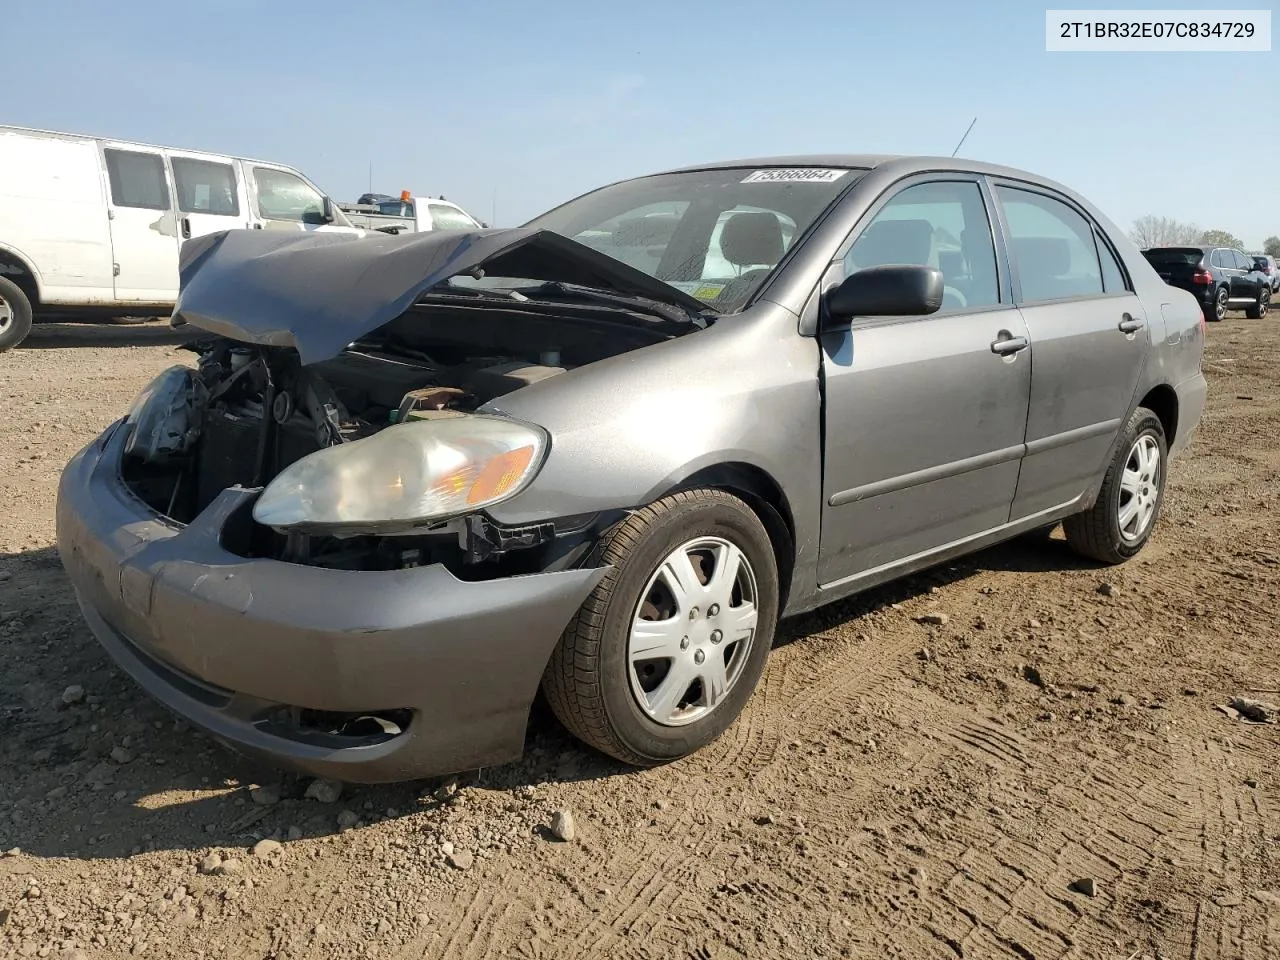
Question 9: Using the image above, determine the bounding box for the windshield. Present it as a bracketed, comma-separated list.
[1143, 248, 1204, 266]
[511, 166, 861, 310]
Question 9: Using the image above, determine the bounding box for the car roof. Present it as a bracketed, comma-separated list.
[654, 154, 1079, 191]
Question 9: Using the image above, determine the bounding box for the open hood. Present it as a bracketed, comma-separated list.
[173, 227, 715, 365]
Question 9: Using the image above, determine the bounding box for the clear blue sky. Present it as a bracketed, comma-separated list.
[9, 0, 1277, 245]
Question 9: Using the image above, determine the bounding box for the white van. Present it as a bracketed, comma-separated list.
[0, 125, 358, 350]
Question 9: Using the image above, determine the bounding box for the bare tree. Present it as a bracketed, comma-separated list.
[1130, 215, 1202, 249]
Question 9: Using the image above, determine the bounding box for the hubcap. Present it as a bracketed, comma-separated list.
[0, 295, 11, 332]
[1117, 434, 1161, 542]
[1261, 292, 1270, 317]
[1216, 290, 1227, 319]
[628, 536, 759, 727]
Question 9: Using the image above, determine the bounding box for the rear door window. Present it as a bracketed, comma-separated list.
[996, 186, 1103, 301]
[104, 149, 169, 210]
[1096, 232, 1128, 293]
[172, 158, 239, 216]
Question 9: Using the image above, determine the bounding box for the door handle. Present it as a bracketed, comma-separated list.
[990, 333, 1029, 355]
[180, 217, 191, 240]
[1118, 314, 1145, 334]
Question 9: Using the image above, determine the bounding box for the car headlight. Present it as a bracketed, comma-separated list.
[124, 365, 204, 462]
[252, 412, 549, 533]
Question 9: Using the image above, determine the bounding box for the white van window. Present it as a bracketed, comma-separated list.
[173, 158, 239, 216]
[104, 149, 169, 211]
[429, 204, 478, 231]
[254, 168, 325, 224]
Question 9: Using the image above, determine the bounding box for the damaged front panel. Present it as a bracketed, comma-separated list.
[173, 227, 713, 365]
[127, 227, 713, 576]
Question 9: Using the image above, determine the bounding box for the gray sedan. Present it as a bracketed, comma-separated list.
[56, 155, 1207, 782]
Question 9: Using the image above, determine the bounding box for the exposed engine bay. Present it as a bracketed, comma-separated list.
[121, 295, 684, 573]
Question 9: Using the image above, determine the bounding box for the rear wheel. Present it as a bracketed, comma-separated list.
[542, 489, 779, 766]
[1246, 287, 1270, 320]
[0, 276, 33, 352]
[1064, 407, 1167, 565]
[1204, 286, 1228, 322]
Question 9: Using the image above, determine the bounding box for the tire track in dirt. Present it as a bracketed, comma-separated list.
[694, 644, 791, 775]
[1169, 738, 1280, 960]
[775, 622, 924, 730]
[808, 673, 1232, 960]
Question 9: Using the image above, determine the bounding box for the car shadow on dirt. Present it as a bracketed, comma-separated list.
[19, 320, 195, 349]
[0, 525, 1097, 862]
[775, 525, 1097, 646]
[0, 546, 640, 863]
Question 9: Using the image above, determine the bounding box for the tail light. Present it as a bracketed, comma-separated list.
[1191, 265, 1213, 285]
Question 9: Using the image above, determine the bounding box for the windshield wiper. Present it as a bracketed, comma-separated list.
[517, 281, 709, 329]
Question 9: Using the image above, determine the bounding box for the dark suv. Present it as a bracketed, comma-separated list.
[1143, 245, 1271, 321]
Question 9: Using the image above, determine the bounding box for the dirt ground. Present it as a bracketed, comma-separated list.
[1, 314, 1278, 960]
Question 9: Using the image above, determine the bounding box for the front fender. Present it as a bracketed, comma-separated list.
[485, 306, 825, 614]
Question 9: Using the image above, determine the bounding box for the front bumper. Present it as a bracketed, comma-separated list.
[55, 422, 605, 783]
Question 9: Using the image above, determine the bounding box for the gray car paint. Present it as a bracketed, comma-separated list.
[491, 155, 1207, 614]
[57, 424, 605, 783]
[58, 154, 1208, 781]
[172, 226, 712, 365]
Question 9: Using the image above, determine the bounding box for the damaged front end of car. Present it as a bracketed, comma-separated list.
[119, 226, 714, 580]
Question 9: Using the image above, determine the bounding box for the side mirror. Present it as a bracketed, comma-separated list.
[822, 264, 945, 329]
[321, 196, 335, 224]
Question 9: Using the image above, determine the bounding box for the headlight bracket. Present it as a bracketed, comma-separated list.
[464, 515, 556, 563]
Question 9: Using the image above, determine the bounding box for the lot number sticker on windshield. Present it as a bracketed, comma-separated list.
[741, 168, 848, 184]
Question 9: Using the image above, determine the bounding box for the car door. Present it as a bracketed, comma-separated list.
[818, 176, 1031, 586]
[100, 145, 179, 302]
[1232, 249, 1262, 298]
[166, 151, 249, 243]
[246, 163, 351, 233]
[992, 182, 1149, 521]
[1215, 249, 1238, 299]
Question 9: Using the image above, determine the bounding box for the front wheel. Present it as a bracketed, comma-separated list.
[541, 489, 779, 766]
[0, 276, 33, 352]
[1064, 407, 1168, 565]
[1246, 287, 1270, 320]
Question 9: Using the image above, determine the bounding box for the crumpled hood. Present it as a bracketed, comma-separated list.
[173, 227, 713, 365]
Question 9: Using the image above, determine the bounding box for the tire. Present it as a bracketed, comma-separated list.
[0, 276, 34, 352]
[1246, 287, 1270, 320]
[1064, 407, 1168, 565]
[542, 488, 780, 766]
[1204, 286, 1228, 322]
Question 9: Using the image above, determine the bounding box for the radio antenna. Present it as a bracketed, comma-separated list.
[950, 117, 978, 158]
